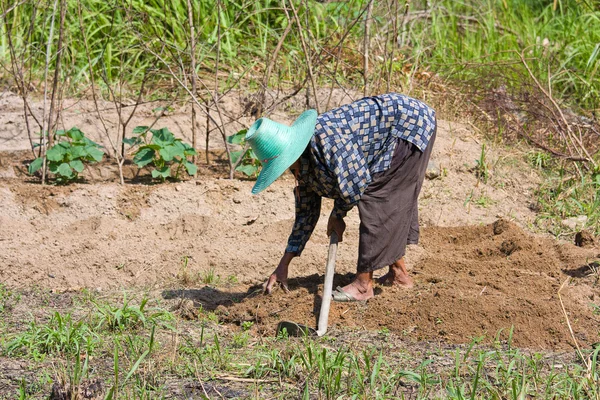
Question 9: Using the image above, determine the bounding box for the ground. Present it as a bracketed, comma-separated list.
[0, 91, 599, 398]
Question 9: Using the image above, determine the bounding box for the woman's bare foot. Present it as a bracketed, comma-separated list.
[334, 272, 374, 301]
[377, 257, 414, 288]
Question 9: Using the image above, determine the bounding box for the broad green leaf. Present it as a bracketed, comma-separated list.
[230, 150, 244, 164]
[28, 158, 43, 175]
[184, 147, 198, 156]
[133, 147, 155, 167]
[48, 161, 60, 174]
[70, 159, 85, 173]
[184, 161, 197, 176]
[57, 163, 73, 177]
[67, 127, 84, 141]
[83, 137, 101, 147]
[46, 145, 66, 162]
[151, 166, 171, 179]
[85, 146, 104, 162]
[159, 145, 175, 162]
[152, 128, 175, 146]
[236, 164, 259, 177]
[122, 137, 140, 146]
[182, 142, 198, 156]
[69, 145, 85, 160]
[133, 126, 150, 135]
[55, 129, 67, 136]
[227, 130, 247, 145]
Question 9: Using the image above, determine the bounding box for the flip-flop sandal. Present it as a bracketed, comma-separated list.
[332, 286, 365, 303]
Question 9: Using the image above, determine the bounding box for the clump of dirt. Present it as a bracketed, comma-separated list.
[219, 220, 600, 350]
[575, 230, 596, 248]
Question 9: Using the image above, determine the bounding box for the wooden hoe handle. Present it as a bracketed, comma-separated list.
[316, 231, 338, 336]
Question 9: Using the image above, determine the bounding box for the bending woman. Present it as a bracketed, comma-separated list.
[246, 93, 436, 302]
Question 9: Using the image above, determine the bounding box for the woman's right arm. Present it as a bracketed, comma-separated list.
[264, 183, 321, 294]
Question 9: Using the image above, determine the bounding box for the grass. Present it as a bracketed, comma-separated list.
[1, 288, 599, 399]
[534, 163, 600, 235]
[1, 0, 599, 111]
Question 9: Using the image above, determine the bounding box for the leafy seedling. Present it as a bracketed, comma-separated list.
[28, 127, 104, 183]
[127, 126, 197, 181]
[227, 129, 261, 177]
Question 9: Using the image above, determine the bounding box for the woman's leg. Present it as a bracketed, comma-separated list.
[377, 257, 414, 288]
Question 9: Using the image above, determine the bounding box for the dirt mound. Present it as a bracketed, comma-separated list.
[218, 220, 600, 350]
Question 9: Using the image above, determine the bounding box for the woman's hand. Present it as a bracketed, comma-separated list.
[264, 252, 296, 294]
[327, 215, 346, 242]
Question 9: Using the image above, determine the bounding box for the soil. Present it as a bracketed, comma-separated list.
[218, 219, 600, 350]
[1, 89, 599, 351]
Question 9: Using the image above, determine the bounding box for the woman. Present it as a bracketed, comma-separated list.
[246, 93, 436, 301]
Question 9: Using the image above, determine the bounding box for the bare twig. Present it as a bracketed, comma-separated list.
[517, 48, 596, 168]
[40, 0, 60, 185]
[287, 0, 319, 113]
[363, 0, 374, 96]
[186, 0, 198, 166]
[46, 0, 67, 146]
[557, 278, 590, 371]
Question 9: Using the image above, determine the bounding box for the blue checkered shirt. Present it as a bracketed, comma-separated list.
[286, 93, 436, 255]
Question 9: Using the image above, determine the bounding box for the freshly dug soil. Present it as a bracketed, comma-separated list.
[219, 220, 600, 350]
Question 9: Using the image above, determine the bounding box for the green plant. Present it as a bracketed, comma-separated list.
[93, 295, 173, 332]
[527, 151, 552, 170]
[28, 128, 104, 183]
[227, 129, 261, 177]
[6, 312, 98, 360]
[535, 165, 600, 235]
[104, 325, 157, 400]
[475, 193, 495, 208]
[232, 331, 250, 348]
[241, 321, 254, 331]
[127, 126, 197, 181]
[201, 268, 220, 285]
[475, 144, 491, 184]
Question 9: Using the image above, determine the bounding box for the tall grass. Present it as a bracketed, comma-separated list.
[1, 0, 598, 111]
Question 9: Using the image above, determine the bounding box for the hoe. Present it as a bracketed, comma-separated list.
[276, 232, 338, 337]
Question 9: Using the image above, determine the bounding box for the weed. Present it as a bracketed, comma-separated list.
[93, 295, 173, 332]
[535, 165, 600, 235]
[231, 331, 250, 348]
[6, 312, 98, 360]
[475, 193, 495, 208]
[177, 256, 197, 285]
[475, 144, 491, 183]
[201, 268, 220, 285]
[127, 127, 197, 181]
[28, 127, 104, 183]
[105, 325, 157, 399]
[241, 321, 254, 331]
[527, 151, 553, 170]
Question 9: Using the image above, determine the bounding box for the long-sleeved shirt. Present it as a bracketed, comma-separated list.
[286, 93, 436, 255]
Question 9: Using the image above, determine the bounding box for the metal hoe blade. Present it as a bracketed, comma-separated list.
[276, 321, 317, 337]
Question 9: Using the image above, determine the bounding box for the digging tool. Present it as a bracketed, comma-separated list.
[276, 232, 338, 337]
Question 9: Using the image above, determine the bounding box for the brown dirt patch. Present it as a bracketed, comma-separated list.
[218, 220, 600, 350]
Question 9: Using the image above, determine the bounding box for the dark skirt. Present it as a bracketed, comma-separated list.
[356, 126, 436, 272]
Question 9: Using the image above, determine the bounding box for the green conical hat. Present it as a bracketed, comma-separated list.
[246, 110, 317, 194]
